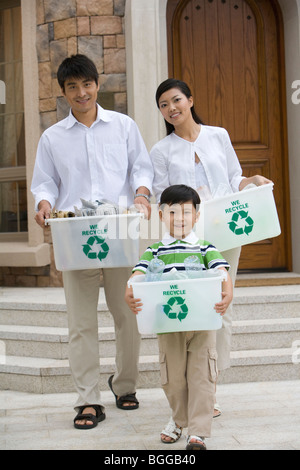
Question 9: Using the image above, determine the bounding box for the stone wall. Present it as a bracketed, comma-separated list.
[0, 0, 127, 288]
[36, 0, 127, 131]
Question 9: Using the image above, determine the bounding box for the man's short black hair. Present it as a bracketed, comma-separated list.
[160, 184, 200, 209]
[57, 54, 99, 91]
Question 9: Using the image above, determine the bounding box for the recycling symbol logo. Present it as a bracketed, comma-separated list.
[228, 210, 254, 236]
[162, 297, 189, 322]
[82, 236, 109, 261]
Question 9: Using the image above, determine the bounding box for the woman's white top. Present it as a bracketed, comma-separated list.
[150, 125, 244, 202]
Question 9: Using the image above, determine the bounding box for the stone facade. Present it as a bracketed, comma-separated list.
[36, 0, 127, 132]
[0, 0, 127, 288]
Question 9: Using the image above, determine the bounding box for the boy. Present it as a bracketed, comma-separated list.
[125, 185, 233, 450]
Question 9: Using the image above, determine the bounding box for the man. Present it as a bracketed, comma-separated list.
[31, 54, 153, 429]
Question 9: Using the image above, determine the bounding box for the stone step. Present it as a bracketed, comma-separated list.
[1, 317, 300, 359]
[1, 348, 299, 394]
[0, 325, 157, 359]
[0, 285, 299, 327]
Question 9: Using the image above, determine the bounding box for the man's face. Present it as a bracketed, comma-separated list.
[159, 200, 199, 239]
[62, 77, 99, 117]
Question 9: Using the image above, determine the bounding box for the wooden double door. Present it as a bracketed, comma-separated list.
[167, 0, 291, 271]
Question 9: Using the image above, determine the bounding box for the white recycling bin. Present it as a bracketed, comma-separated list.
[46, 213, 142, 271]
[129, 270, 225, 335]
[195, 183, 281, 252]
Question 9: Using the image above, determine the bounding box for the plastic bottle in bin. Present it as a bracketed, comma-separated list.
[145, 257, 165, 282]
[184, 255, 202, 279]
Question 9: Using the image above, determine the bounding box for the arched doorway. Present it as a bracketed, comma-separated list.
[167, 0, 291, 271]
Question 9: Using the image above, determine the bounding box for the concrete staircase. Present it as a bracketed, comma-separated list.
[0, 274, 300, 394]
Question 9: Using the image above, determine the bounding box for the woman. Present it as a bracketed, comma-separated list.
[150, 78, 270, 433]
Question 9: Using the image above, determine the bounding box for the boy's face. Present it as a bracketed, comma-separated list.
[159, 200, 199, 239]
[62, 77, 99, 118]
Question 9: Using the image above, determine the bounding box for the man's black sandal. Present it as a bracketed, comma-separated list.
[74, 404, 106, 429]
[108, 375, 139, 410]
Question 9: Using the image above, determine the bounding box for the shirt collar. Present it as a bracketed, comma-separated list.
[65, 103, 112, 129]
[161, 231, 199, 246]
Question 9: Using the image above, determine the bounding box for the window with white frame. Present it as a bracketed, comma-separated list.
[0, 0, 27, 238]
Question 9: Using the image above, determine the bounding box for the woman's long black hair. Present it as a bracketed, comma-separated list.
[155, 78, 204, 135]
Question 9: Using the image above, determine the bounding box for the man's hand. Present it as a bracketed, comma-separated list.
[35, 200, 51, 227]
[134, 196, 151, 220]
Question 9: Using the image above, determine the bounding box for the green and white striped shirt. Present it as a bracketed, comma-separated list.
[133, 231, 230, 274]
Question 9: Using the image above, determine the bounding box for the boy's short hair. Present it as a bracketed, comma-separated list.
[57, 54, 99, 91]
[160, 184, 200, 209]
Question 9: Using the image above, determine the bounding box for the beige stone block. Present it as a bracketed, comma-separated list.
[99, 74, 127, 92]
[67, 37, 77, 57]
[52, 78, 63, 97]
[39, 98, 57, 113]
[104, 48, 126, 74]
[76, 0, 113, 16]
[114, 0, 126, 16]
[77, 17, 90, 36]
[116, 34, 125, 48]
[36, 24, 50, 62]
[36, 0, 45, 25]
[40, 111, 57, 132]
[37, 276, 51, 287]
[104, 35, 117, 49]
[78, 36, 103, 73]
[15, 275, 37, 287]
[44, 0, 76, 22]
[50, 39, 68, 76]
[39, 62, 52, 99]
[54, 18, 77, 40]
[91, 16, 122, 35]
[114, 92, 127, 114]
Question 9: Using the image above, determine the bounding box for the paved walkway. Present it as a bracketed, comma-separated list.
[1, 380, 300, 450]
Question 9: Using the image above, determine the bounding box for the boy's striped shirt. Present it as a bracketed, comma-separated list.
[133, 237, 230, 274]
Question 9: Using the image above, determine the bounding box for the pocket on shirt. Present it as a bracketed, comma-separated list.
[103, 144, 128, 173]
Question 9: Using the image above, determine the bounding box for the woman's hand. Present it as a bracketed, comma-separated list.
[239, 175, 272, 190]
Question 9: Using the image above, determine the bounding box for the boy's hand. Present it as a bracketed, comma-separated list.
[214, 291, 233, 316]
[125, 285, 143, 315]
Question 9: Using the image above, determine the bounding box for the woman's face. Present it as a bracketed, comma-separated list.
[157, 87, 193, 128]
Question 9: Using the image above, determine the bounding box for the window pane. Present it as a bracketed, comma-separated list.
[0, 114, 17, 167]
[0, 180, 27, 232]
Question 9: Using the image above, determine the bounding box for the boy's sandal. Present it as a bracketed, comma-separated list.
[108, 375, 139, 410]
[186, 435, 207, 450]
[213, 403, 222, 418]
[160, 417, 182, 444]
[74, 404, 106, 430]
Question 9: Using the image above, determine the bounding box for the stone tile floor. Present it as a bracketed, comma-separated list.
[1, 380, 300, 450]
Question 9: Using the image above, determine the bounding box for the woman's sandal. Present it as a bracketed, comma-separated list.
[108, 375, 139, 410]
[160, 417, 182, 444]
[186, 435, 207, 450]
[213, 403, 222, 418]
[74, 404, 106, 430]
